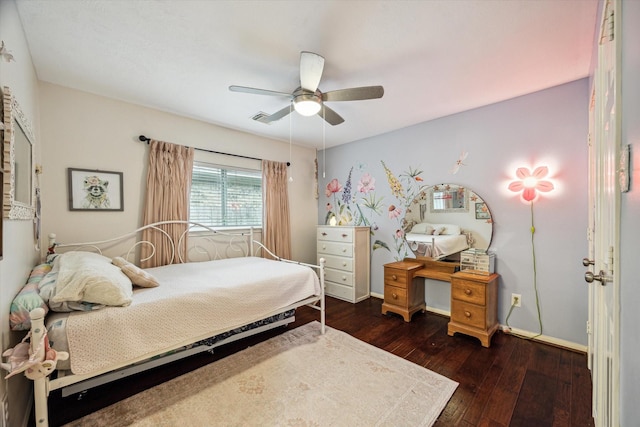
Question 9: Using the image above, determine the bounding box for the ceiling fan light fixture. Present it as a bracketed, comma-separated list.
[294, 93, 322, 116]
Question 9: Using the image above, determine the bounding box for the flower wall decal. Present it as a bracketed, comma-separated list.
[324, 167, 382, 228]
[508, 166, 554, 202]
[323, 161, 428, 261]
[381, 162, 429, 260]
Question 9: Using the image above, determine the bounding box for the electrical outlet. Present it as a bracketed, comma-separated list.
[511, 293, 522, 307]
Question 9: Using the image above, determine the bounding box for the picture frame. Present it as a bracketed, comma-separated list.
[475, 202, 490, 220]
[68, 168, 123, 211]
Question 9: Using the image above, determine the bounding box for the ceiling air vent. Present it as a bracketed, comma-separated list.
[251, 112, 273, 124]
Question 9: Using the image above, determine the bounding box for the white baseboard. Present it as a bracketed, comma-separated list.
[369, 295, 587, 353]
[426, 305, 450, 317]
[499, 325, 587, 353]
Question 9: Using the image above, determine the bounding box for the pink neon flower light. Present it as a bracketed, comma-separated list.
[508, 166, 554, 201]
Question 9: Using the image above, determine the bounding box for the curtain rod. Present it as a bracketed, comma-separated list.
[137, 135, 290, 166]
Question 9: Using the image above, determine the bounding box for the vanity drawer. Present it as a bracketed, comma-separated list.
[384, 268, 409, 289]
[324, 268, 354, 287]
[451, 279, 485, 305]
[451, 301, 486, 329]
[384, 285, 407, 307]
[317, 227, 354, 243]
[321, 254, 354, 272]
[318, 241, 353, 258]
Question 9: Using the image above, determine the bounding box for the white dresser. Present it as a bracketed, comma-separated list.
[316, 225, 370, 303]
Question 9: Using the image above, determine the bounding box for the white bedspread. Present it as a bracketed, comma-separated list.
[63, 257, 321, 375]
[406, 233, 468, 258]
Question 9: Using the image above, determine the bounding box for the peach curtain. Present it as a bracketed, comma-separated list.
[141, 140, 194, 267]
[262, 160, 291, 260]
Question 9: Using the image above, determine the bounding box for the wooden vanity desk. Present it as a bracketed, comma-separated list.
[382, 257, 500, 347]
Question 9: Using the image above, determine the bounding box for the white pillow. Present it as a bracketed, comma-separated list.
[51, 251, 133, 307]
[410, 223, 435, 234]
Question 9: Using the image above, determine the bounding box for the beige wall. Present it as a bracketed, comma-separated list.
[39, 83, 319, 264]
[0, 1, 43, 426]
[1, 4, 318, 421]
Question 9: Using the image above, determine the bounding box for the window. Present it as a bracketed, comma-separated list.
[189, 163, 262, 227]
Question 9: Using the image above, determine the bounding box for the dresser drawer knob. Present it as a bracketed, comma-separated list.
[342, 248, 347, 253]
[342, 262, 347, 267]
[342, 276, 347, 281]
[464, 311, 472, 318]
[464, 289, 472, 295]
[322, 245, 326, 250]
[341, 233, 348, 238]
[392, 274, 397, 280]
[321, 232, 327, 236]
[392, 293, 398, 299]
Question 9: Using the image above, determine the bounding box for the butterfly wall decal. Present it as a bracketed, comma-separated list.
[450, 151, 468, 174]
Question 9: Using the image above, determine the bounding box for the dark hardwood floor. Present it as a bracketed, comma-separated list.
[42, 297, 594, 426]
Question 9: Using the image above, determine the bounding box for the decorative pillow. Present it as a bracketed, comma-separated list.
[51, 251, 133, 307]
[432, 226, 446, 236]
[429, 223, 461, 235]
[9, 263, 51, 330]
[410, 223, 435, 235]
[112, 257, 160, 288]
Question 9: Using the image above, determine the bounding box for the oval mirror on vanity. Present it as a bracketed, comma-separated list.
[404, 184, 493, 261]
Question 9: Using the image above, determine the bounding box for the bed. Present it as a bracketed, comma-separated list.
[405, 222, 469, 259]
[3, 221, 325, 427]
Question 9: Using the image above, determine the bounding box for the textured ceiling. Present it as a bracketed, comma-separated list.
[15, 0, 598, 149]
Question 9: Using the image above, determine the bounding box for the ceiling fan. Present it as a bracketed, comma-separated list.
[229, 51, 384, 125]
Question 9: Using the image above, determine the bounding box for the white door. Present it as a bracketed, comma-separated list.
[586, 1, 620, 425]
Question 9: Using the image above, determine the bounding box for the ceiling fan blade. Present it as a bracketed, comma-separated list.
[318, 104, 345, 126]
[299, 51, 325, 92]
[229, 85, 292, 99]
[261, 104, 293, 123]
[322, 86, 384, 102]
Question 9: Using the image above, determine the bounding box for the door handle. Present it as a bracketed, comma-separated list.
[585, 270, 609, 285]
[582, 258, 595, 266]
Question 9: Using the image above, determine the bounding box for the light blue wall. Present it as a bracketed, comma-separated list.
[318, 79, 589, 346]
[619, 0, 640, 424]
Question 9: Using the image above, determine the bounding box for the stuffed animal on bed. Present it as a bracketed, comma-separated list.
[1, 330, 68, 380]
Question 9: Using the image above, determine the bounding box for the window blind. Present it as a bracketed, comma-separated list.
[190, 163, 262, 227]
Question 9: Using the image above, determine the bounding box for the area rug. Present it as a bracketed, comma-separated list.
[65, 322, 458, 426]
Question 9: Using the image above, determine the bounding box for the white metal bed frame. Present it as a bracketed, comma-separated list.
[12, 221, 326, 426]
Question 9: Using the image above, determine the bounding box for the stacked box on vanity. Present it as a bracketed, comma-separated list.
[460, 249, 495, 275]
